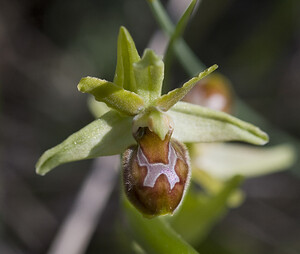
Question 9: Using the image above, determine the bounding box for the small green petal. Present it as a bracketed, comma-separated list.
[134, 49, 164, 105]
[114, 26, 141, 92]
[36, 111, 134, 175]
[78, 77, 145, 116]
[169, 101, 269, 145]
[153, 65, 218, 111]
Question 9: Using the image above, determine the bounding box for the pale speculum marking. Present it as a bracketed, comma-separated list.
[137, 143, 180, 189]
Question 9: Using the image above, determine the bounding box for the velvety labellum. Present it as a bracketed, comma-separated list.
[123, 128, 190, 217]
[137, 143, 180, 189]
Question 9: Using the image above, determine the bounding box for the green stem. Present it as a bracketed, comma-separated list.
[164, 0, 197, 89]
[123, 196, 199, 254]
[147, 0, 206, 76]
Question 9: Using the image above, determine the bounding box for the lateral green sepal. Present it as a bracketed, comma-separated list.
[169, 101, 269, 145]
[78, 77, 145, 116]
[36, 110, 135, 175]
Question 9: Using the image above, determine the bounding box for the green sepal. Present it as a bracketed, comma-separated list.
[78, 77, 145, 116]
[153, 64, 218, 111]
[113, 26, 141, 92]
[36, 110, 135, 175]
[134, 49, 164, 105]
[169, 101, 269, 145]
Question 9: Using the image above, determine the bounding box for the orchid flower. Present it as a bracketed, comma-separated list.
[36, 27, 268, 217]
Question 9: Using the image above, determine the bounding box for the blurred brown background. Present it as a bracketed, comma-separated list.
[0, 0, 299, 253]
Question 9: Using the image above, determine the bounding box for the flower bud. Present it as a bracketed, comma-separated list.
[122, 128, 190, 217]
[182, 73, 233, 113]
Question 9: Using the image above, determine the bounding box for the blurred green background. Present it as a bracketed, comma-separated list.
[0, 0, 299, 253]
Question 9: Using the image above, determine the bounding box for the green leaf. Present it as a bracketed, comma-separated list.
[78, 77, 145, 116]
[192, 168, 244, 208]
[114, 26, 141, 92]
[146, 0, 174, 34]
[193, 143, 296, 180]
[165, 0, 196, 53]
[154, 65, 218, 111]
[147, 0, 206, 76]
[164, 0, 197, 84]
[36, 110, 134, 175]
[169, 175, 244, 245]
[123, 196, 198, 254]
[132, 241, 147, 254]
[133, 49, 164, 105]
[169, 101, 269, 145]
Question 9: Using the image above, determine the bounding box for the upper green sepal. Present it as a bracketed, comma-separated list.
[78, 76, 145, 116]
[153, 64, 218, 111]
[113, 26, 141, 92]
[36, 110, 135, 175]
[134, 49, 164, 105]
[169, 101, 269, 145]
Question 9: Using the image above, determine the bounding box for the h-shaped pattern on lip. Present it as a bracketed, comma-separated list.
[137, 143, 180, 189]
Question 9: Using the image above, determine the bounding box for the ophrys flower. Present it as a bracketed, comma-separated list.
[36, 27, 268, 217]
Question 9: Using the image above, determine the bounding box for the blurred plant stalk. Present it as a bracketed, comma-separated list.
[47, 156, 119, 254]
